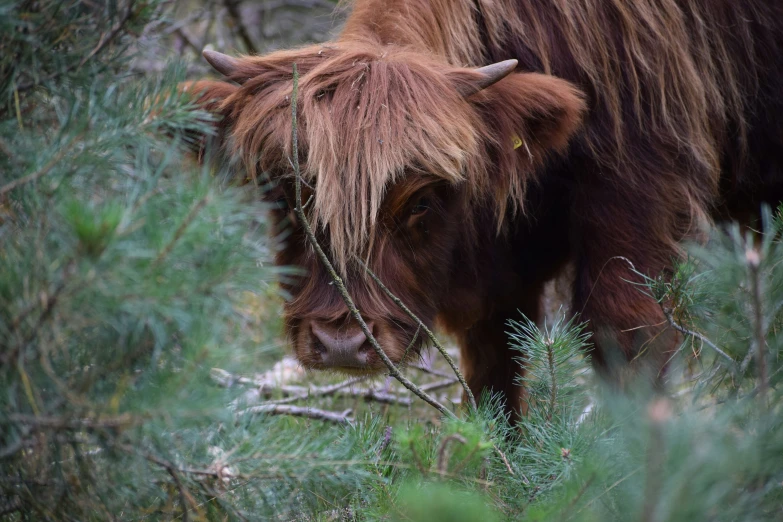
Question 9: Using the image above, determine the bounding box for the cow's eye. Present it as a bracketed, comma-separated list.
[274, 197, 289, 210]
[410, 197, 430, 217]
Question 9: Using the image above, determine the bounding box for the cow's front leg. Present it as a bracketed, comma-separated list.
[456, 284, 543, 421]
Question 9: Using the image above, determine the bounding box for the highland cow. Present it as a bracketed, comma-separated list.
[188, 0, 783, 416]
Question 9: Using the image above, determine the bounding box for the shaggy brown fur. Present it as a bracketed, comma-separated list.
[189, 0, 783, 416]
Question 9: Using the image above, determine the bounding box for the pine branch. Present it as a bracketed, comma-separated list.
[152, 192, 210, 266]
[746, 248, 769, 406]
[0, 139, 76, 197]
[545, 337, 557, 422]
[288, 63, 457, 420]
[16, 1, 138, 93]
[420, 378, 459, 392]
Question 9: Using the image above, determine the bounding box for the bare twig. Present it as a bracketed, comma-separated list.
[211, 368, 366, 390]
[115, 444, 216, 521]
[358, 260, 477, 410]
[166, 465, 192, 522]
[410, 362, 454, 379]
[288, 64, 457, 420]
[255, 382, 412, 406]
[662, 308, 734, 366]
[240, 404, 354, 425]
[214, 370, 412, 406]
[401, 325, 420, 362]
[493, 444, 516, 477]
[420, 378, 459, 393]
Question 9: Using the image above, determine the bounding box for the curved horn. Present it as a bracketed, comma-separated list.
[203, 49, 241, 78]
[458, 59, 518, 97]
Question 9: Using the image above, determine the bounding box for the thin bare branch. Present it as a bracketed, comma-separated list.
[420, 378, 459, 393]
[546, 339, 557, 422]
[493, 444, 516, 477]
[252, 381, 412, 406]
[357, 259, 477, 410]
[240, 404, 354, 425]
[166, 465, 192, 522]
[662, 308, 734, 366]
[409, 363, 454, 380]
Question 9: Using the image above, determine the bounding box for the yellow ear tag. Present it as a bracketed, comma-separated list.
[512, 134, 524, 150]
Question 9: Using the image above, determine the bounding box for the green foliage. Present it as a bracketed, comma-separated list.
[507, 314, 594, 502]
[0, 1, 371, 519]
[392, 482, 501, 522]
[524, 209, 783, 522]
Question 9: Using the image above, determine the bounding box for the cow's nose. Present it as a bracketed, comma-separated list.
[310, 320, 374, 368]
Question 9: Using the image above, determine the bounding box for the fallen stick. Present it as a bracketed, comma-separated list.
[213, 369, 413, 406]
[240, 404, 354, 425]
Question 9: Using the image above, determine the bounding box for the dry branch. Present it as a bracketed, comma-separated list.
[253, 384, 412, 406]
[662, 307, 734, 366]
[420, 378, 459, 393]
[358, 260, 477, 410]
[240, 404, 354, 425]
[410, 363, 455, 379]
[212, 368, 415, 407]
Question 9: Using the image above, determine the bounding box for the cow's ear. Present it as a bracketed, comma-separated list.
[455, 71, 586, 165]
[180, 80, 239, 114]
[176, 80, 239, 161]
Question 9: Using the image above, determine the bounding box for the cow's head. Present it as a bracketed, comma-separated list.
[187, 41, 585, 373]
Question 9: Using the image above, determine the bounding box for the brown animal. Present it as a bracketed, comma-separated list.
[187, 0, 783, 416]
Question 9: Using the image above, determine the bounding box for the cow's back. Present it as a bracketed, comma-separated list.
[476, 0, 783, 218]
